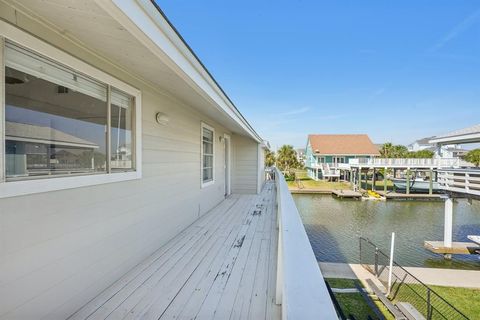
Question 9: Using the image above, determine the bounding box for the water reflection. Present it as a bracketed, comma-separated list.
[293, 194, 480, 269]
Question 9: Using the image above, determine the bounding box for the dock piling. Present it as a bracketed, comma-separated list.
[444, 197, 453, 249]
[383, 167, 387, 193]
[406, 168, 410, 195]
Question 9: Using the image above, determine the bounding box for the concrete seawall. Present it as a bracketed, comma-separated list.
[319, 262, 480, 289]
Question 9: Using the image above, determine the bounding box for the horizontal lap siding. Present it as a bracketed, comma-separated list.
[231, 134, 259, 194]
[0, 6, 231, 320]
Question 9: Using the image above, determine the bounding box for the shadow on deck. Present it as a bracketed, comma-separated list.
[68, 182, 280, 320]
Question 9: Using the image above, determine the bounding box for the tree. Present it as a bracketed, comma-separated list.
[465, 149, 480, 167]
[407, 150, 434, 158]
[264, 149, 276, 167]
[276, 145, 300, 171]
[379, 142, 394, 158]
[379, 143, 408, 158]
[392, 145, 408, 158]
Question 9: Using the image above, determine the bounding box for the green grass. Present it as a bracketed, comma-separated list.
[363, 180, 394, 191]
[325, 278, 393, 320]
[429, 285, 480, 319]
[326, 278, 479, 320]
[286, 170, 351, 190]
[389, 282, 480, 319]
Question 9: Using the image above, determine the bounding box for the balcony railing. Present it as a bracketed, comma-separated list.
[348, 158, 472, 168]
[438, 168, 480, 196]
[273, 167, 338, 319]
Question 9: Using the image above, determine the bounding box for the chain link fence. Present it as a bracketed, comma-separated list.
[359, 237, 469, 320]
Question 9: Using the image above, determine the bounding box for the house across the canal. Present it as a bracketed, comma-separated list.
[305, 134, 380, 181]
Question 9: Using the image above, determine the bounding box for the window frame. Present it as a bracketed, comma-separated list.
[0, 21, 142, 199]
[200, 122, 215, 188]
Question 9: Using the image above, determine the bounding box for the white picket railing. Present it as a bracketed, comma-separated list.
[349, 158, 471, 168]
[437, 168, 480, 196]
[274, 167, 338, 319]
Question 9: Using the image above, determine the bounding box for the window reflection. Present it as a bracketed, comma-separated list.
[5, 66, 107, 179]
[111, 89, 133, 171]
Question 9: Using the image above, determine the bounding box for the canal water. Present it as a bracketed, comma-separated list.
[293, 194, 480, 270]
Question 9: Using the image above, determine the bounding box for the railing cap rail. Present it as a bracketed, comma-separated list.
[274, 168, 338, 319]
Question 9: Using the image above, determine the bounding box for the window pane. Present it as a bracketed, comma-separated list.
[111, 89, 133, 171]
[203, 168, 213, 182]
[203, 155, 213, 168]
[202, 127, 213, 142]
[201, 126, 214, 183]
[5, 64, 107, 179]
[203, 141, 213, 155]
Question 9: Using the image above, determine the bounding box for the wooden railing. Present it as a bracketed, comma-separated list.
[349, 158, 471, 168]
[273, 168, 338, 319]
[438, 168, 480, 196]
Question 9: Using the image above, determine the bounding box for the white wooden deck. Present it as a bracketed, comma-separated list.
[68, 182, 280, 320]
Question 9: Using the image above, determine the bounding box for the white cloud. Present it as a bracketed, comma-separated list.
[278, 107, 310, 116]
[430, 9, 480, 52]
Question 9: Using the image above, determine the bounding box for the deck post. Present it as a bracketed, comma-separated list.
[365, 169, 368, 190]
[372, 168, 376, 191]
[358, 167, 362, 190]
[429, 168, 433, 195]
[406, 168, 410, 195]
[393, 168, 397, 192]
[444, 197, 453, 249]
[384, 167, 387, 193]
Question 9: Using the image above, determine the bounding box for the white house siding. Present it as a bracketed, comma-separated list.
[231, 134, 259, 194]
[0, 6, 239, 319]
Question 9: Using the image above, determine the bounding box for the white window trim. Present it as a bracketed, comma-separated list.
[0, 21, 142, 199]
[201, 122, 215, 188]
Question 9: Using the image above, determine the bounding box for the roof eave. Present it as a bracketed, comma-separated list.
[94, 0, 262, 143]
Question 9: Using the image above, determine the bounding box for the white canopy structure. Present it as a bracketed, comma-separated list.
[430, 124, 480, 145]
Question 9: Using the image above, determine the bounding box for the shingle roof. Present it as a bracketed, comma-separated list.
[413, 136, 436, 145]
[308, 134, 380, 155]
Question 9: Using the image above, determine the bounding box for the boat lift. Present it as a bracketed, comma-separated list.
[424, 168, 480, 258]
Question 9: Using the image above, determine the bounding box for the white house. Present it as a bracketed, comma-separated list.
[0, 1, 337, 320]
[408, 136, 467, 158]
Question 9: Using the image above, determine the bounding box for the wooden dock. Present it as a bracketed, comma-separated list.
[289, 188, 332, 194]
[332, 189, 362, 199]
[424, 241, 480, 255]
[376, 191, 442, 201]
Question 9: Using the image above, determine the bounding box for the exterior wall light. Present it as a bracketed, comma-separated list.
[155, 112, 169, 125]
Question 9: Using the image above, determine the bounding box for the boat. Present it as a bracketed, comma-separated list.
[391, 178, 439, 192]
[467, 235, 480, 246]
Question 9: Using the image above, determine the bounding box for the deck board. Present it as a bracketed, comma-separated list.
[69, 182, 280, 320]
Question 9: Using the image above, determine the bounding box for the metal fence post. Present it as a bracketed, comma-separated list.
[374, 247, 379, 277]
[427, 288, 432, 320]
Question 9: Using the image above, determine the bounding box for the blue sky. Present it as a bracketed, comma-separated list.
[159, 1, 480, 149]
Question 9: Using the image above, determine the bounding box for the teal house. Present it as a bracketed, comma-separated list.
[305, 134, 379, 180]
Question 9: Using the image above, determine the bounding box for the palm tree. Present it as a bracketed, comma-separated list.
[380, 143, 394, 158]
[276, 145, 299, 171]
[392, 145, 408, 158]
[265, 150, 276, 167]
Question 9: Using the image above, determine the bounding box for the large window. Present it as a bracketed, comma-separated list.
[3, 41, 135, 181]
[201, 123, 214, 187]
